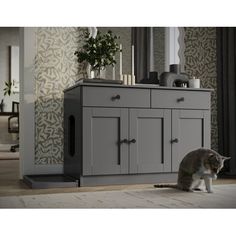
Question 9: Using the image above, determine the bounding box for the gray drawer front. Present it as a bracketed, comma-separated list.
[83, 86, 150, 108]
[151, 90, 211, 109]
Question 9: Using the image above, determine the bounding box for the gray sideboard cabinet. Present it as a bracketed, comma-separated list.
[64, 83, 212, 186]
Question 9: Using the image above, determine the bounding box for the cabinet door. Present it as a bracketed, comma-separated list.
[172, 110, 211, 172]
[129, 109, 171, 174]
[83, 107, 129, 176]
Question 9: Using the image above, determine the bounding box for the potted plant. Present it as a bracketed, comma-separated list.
[3, 81, 13, 96]
[0, 81, 13, 112]
[75, 30, 120, 79]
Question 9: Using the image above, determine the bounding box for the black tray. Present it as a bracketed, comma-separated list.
[23, 174, 79, 189]
[78, 78, 123, 84]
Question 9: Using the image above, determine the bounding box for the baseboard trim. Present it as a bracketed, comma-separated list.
[80, 173, 178, 187]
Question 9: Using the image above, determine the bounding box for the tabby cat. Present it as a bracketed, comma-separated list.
[154, 148, 231, 193]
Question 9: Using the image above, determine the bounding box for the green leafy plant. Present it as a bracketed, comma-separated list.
[74, 30, 120, 73]
[3, 81, 12, 96]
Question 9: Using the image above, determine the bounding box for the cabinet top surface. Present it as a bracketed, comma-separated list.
[64, 82, 213, 93]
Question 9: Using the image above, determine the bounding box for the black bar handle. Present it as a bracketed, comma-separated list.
[129, 139, 136, 144]
[177, 97, 185, 102]
[111, 94, 121, 101]
[119, 139, 128, 144]
[118, 138, 128, 165]
[170, 138, 179, 144]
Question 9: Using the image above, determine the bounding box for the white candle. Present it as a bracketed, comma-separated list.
[131, 45, 134, 76]
[149, 27, 154, 71]
[128, 75, 132, 85]
[112, 55, 116, 80]
[123, 74, 127, 85]
[120, 44, 122, 76]
[131, 75, 135, 85]
[90, 70, 95, 79]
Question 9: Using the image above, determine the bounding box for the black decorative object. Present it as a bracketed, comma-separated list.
[77, 78, 123, 84]
[170, 64, 181, 74]
[160, 64, 189, 87]
[140, 71, 159, 84]
[23, 174, 78, 189]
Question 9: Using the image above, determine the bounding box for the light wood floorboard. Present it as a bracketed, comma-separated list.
[1, 159, 236, 197]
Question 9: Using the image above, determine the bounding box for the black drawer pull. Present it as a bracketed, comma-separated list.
[177, 97, 185, 102]
[111, 95, 121, 101]
[129, 139, 136, 144]
[119, 139, 128, 144]
[170, 138, 179, 144]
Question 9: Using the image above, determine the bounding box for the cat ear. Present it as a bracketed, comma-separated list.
[215, 155, 231, 162]
[221, 156, 231, 161]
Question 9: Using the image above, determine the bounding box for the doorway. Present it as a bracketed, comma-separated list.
[0, 27, 20, 186]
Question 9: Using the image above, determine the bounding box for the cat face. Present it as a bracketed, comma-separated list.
[209, 153, 231, 174]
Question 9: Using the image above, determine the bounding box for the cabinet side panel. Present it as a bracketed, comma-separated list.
[83, 108, 93, 175]
[203, 110, 211, 149]
[64, 87, 82, 179]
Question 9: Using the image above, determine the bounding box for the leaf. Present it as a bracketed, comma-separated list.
[74, 30, 119, 69]
[3, 81, 12, 96]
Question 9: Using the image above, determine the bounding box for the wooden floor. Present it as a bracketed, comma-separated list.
[1, 159, 236, 197]
[2, 183, 236, 208]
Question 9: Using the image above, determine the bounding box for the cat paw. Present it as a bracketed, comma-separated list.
[206, 190, 213, 193]
[212, 174, 217, 180]
[182, 188, 193, 192]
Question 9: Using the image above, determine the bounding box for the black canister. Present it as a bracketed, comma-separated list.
[170, 64, 181, 74]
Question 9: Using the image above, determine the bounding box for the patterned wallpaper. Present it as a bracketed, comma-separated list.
[184, 27, 218, 151]
[153, 27, 165, 75]
[35, 27, 86, 164]
[34, 27, 218, 165]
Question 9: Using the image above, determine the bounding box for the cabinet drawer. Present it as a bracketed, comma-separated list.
[82, 86, 150, 108]
[151, 90, 211, 109]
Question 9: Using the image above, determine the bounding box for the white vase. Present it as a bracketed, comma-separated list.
[99, 68, 106, 79]
[86, 64, 93, 79]
[87, 65, 106, 79]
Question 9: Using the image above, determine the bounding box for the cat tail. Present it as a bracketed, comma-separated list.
[154, 184, 178, 189]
